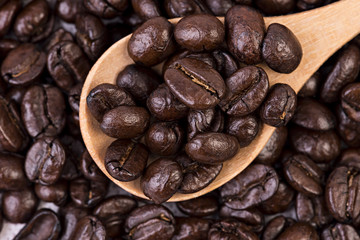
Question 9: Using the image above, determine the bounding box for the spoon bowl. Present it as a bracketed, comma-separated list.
[80, 0, 360, 202]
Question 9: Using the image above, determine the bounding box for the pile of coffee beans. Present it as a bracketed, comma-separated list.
[1, 0, 360, 239]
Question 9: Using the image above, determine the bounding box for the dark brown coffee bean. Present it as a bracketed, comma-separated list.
[68, 83, 82, 115]
[298, 72, 321, 98]
[321, 223, 360, 240]
[34, 180, 68, 206]
[70, 215, 106, 240]
[341, 82, 360, 122]
[220, 206, 264, 233]
[208, 219, 259, 240]
[59, 203, 91, 240]
[336, 105, 360, 147]
[188, 108, 224, 141]
[219, 66, 269, 116]
[84, 0, 128, 19]
[87, 83, 135, 122]
[105, 139, 148, 182]
[0, 0, 21, 38]
[165, 0, 211, 18]
[221, 164, 279, 210]
[226, 114, 260, 147]
[45, 28, 73, 52]
[226, 5, 265, 65]
[260, 83, 297, 127]
[173, 217, 211, 240]
[212, 49, 239, 78]
[186, 132, 239, 164]
[141, 158, 182, 204]
[276, 222, 319, 240]
[1, 43, 46, 86]
[2, 187, 38, 223]
[262, 216, 295, 240]
[262, 23, 302, 73]
[165, 58, 226, 109]
[128, 17, 176, 66]
[125, 204, 175, 240]
[47, 41, 91, 91]
[283, 154, 324, 197]
[55, 0, 85, 23]
[338, 148, 360, 170]
[321, 44, 360, 103]
[260, 181, 295, 214]
[131, 0, 161, 20]
[13, 0, 54, 42]
[254, 0, 295, 15]
[80, 150, 106, 182]
[177, 196, 218, 217]
[256, 127, 287, 165]
[205, 0, 234, 16]
[0, 153, 27, 191]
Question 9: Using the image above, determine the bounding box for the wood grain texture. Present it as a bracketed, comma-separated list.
[79, 0, 360, 202]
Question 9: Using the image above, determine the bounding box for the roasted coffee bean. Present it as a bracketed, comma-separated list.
[93, 195, 137, 238]
[341, 82, 360, 122]
[2, 187, 38, 223]
[254, 0, 295, 15]
[205, 0, 234, 16]
[141, 158, 182, 203]
[212, 49, 239, 78]
[0, 96, 29, 152]
[87, 83, 135, 122]
[105, 139, 148, 182]
[0, 153, 27, 190]
[186, 132, 239, 164]
[145, 122, 184, 156]
[75, 13, 109, 61]
[219, 66, 269, 117]
[321, 223, 360, 240]
[101, 106, 150, 139]
[34, 180, 68, 206]
[59, 135, 84, 181]
[70, 215, 106, 240]
[221, 164, 279, 210]
[226, 114, 260, 147]
[128, 17, 175, 66]
[336, 105, 360, 147]
[174, 14, 224, 52]
[276, 222, 319, 240]
[55, 0, 85, 23]
[208, 219, 259, 240]
[262, 216, 295, 240]
[47, 41, 91, 91]
[321, 44, 360, 103]
[147, 84, 189, 121]
[173, 217, 211, 240]
[326, 166, 360, 227]
[80, 150, 106, 182]
[165, 58, 225, 109]
[292, 98, 335, 130]
[256, 127, 287, 165]
[260, 181, 295, 214]
[338, 148, 360, 170]
[188, 108, 224, 141]
[262, 23, 302, 73]
[1, 43, 46, 86]
[296, 193, 333, 229]
[84, 0, 128, 19]
[176, 153, 222, 193]
[59, 203, 91, 240]
[131, 0, 161, 20]
[116, 64, 160, 105]
[226, 5, 265, 65]
[68, 84, 82, 114]
[70, 177, 107, 208]
[220, 206, 264, 233]
[0, 38, 19, 59]
[298, 72, 321, 98]
[165, 0, 211, 18]
[13, 0, 54, 42]
[0, 0, 21, 38]
[177, 196, 218, 217]
[45, 28, 73, 52]
[260, 83, 297, 127]
[22, 84, 66, 138]
[289, 126, 341, 163]
[125, 204, 175, 240]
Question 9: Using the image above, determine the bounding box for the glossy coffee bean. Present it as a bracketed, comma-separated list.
[141, 158, 182, 203]
[298, 72, 321, 98]
[212, 49, 239, 78]
[70, 215, 106, 240]
[14, 209, 61, 240]
[0, 38, 19, 59]
[84, 0, 128, 19]
[260, 181, 295, 214]
[208, 219, 259, 240]
[221, 164, 279, 210]
[35, 181, 68, 206]
[220, 206, 264, 233]
[116, 64, 161, 105]
[219, 66, 269, 116]
[105, 139, 148, 181]
[186, 132, 239, 164]
[174, 14, 224, 52]
[338, 148, 360, 170]
[321, 223, 360, 240]
[128, 17, 176, 66]
[47, 41, 91, 91]
[173, 217, 211, 240]
[131, 0, 161, 20]
[59, 203, 91, 240]
[0, 153, 27, 190]
[25, 137, 66, 185]
[226, 5, 265, 65]
[75, 13, 109, 61]
[0, 0, 21, 38]
[2, 187, 38, 223]
[262, 23, 302, 73]
[205, 0, 234, 16]
[45, 28, 73, 52]
[254, 0, 295, 15]
[13, 0, 54, 42]
[147, 84, 189, 121]
[176, 153, 222, 193]
[69, 177, 108, 208]
[93, 196, 137, 238]
[87, 83, 135, 122]
[226, 114, 260, 147]
[165, 58, 226, 110]
[262, 216, 295, 240]
[276, 222, 319, 240]
[1, 43, 46, 86]
[341, 82, 360, 122]
[80, 150, 106, 182]
[125, 204, 175, 240]
[336, 105, 360, 147]
[21, 84, 66, 138]
[55, 0, 85, 23]
[177, 196, 218, 217]
[292, 98, 335, 130]
[165, 0, 211, 18]
[321, 44, 360, 103]
[256, 127, 287, 165]
[260, 83, 297, 127]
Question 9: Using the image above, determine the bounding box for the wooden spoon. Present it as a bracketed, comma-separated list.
[80, 0, 360, 202]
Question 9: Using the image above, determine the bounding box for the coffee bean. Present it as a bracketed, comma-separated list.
[260, 181, 295, 214]
[212, 49, 239, 78]
[226, 114, 260, 147]
[205, 0, 234, 16]
[131, 0, 161, 20]
[336, 105, 360, 147]
[338, 148, 360, 170]
[45, 28, 73, 52]
[256, 127, 287, 165]
[208, 219, 259, 240]
[177, 196, 218, 217]
[84, 0, 128, 19]
[165, 0, 212, 18]
[70, 215, 106, 240]
[262, 216, 295, 240]
[341, 82, 360, 122]
[188, 108, 224, 141]
[80, 150, 106, 182]
[173, 217, 211, 240]
[276, 222, 319, 240]
[0, 0, 21, 38]
[55, 0, 85, 23]
[321, 223, 360, 240]
[220, 206, 264, 232]
[59, 203, 91, 240]
[70, 177, 108, 208]
[34, 180, 68, 206]
[0, 153, 28, 191]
